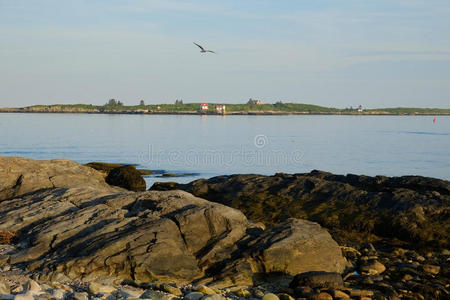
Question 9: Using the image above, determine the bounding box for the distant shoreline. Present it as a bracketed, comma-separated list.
[1, 109, 449, 116]
[1, 102, 449, 116]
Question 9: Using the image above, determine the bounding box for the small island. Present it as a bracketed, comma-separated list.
[1, 98, 449, 115]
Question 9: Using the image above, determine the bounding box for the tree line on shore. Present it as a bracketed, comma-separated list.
[82, 99, 450, 114]
[2, 99, 449, 114]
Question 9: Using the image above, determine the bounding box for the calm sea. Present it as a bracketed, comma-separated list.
[1, 113, 449, 187]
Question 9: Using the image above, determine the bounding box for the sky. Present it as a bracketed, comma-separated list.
[1, 0, 449, 108]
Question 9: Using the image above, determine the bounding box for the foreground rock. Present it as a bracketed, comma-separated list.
[160, 172, 450, 250]
[0, 157, 110, 200]
[0, 157, 346, 286]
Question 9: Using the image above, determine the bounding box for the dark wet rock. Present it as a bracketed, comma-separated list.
[86, 162, 152, 176]
[159, 173, 195, 178]
[289, 271, 344, 289]
[0, 156, 347, 286]
[106, 165, 147, 191]
[150, 182, 180, 191]
[172, 172, 450, 250]
[162, 173, 176, 177]
[184, 292, 204, 300]
[372, 282, 397, 296]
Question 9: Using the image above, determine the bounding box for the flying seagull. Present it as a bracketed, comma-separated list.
[194, 42, 216, 54]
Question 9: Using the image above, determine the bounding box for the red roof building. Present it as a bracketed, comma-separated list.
[216, 105, 226, 113]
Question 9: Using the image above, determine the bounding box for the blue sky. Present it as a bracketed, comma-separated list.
[1, 0, 449, 108]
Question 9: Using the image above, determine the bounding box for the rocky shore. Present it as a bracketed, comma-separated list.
[1, 157, 449, 299]
[158, 172, 449, 251]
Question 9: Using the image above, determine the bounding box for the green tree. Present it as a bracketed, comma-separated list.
[274, 101, 284, 108]
[139, 100, 145, 106]
[106, 99, 117, 106]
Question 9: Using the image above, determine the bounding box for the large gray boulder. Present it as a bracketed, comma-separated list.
[0, 156, 347, 285]
[210, 219, 348, 287]
[0, 188, 248, 283]
[0, 156, 113, 200]
[245, 219, 347, 275]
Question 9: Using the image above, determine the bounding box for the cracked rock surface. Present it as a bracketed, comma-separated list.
[0, 157, 347, 285]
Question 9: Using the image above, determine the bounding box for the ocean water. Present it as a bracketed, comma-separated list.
[1, 113, 449, 187]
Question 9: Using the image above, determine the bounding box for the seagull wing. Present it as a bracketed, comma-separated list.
[193, 42, 205, 51]
[206, 50, 216, 54]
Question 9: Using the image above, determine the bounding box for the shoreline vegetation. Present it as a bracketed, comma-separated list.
[1, 102, 450, 115]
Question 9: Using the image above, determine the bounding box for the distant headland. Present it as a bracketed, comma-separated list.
[1, 99, 449, 115]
